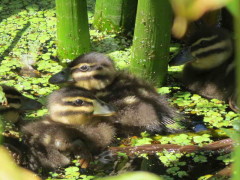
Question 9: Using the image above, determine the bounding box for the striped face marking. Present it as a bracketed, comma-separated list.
[191, 35, 218, 47]
[190, 36, 233, 70]
[71, 63, 97, 71]
[49, 93, 115, 125]
[4, 94, 21, 109]
[70, 62, 115, 90]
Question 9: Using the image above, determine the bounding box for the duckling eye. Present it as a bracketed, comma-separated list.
[79, 65, 90, 72]
[73, 99, 84, 106]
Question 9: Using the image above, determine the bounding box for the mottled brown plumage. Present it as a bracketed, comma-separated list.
[21, 87, 116, 170]
[169, 28, 236, 111]
[49, 52, 187, 136]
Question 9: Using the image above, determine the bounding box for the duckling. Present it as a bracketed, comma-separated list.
[169, 28, 236, 109]
[49, 52, 187, 136]
[0, 85, 42, 170]
[22, 86, 116, 170]
[0, 85, 42, 123]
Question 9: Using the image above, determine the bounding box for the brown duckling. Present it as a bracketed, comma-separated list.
[49, 52, 187, 136]
[169, 28, 236, 111]
[21, 86, 116, 171]
[0, 85, 42, 123]
[0, 85, 42, 172]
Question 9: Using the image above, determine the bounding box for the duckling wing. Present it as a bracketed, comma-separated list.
[183, 61, 235, 101]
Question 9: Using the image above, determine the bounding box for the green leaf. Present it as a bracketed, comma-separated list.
[226, 0, 238, 17]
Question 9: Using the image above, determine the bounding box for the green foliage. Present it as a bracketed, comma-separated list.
[0, 0, 236, 179]
[47, 163, 96, 180]
[192, 154, 207, 163]
[217, 154, 232, 165]
[154, 133, 212, 146]
[226, 0, 238, 17]
[192, 134, 212, 146]
[168, 90, 238, 128]
[157, 151, 184, 167]
[131, 132, 152, 146]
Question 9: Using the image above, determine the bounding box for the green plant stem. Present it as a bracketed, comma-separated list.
[232, 0, 240, 179]
[93, 0, 138, 34]
[130, 0, 173, 86]
[56, 0, 90, 60]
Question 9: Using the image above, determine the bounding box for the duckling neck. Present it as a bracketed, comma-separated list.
[49, 113, 92, 125]
[74, 74, 117, 91]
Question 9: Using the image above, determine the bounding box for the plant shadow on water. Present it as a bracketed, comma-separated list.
[0, 22, 30, 61]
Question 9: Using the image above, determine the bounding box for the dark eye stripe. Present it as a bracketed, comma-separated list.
[195, 48, 227, 58]
[64, 101, 92, 106]
[71, 68, 94, 73]
[6, 98, 21, 104]
[56, 111, 92, 116]
[3, 89, 22, 96]
[191, 38, 221, 51]
[93, 74, 110, 80]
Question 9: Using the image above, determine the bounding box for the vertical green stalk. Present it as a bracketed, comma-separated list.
[130, 0, 173, 86]
[56, 0, 90, 60]
[93, 0, 138, 34]
[232, 0, 240, 179]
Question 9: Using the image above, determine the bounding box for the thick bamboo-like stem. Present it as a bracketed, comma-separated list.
[93, 0, 137, 34]
[56, 0, 90, 60]
[232, 1, 240, 179]
[130, 0, 173, 86]
[108, 138, 233, 157]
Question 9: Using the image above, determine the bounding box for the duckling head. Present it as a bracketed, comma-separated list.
[49, 52, 117, 90]
[47, 86, 115, 125]
[0, 85, 42, 123]
[169, 28, 233, 70]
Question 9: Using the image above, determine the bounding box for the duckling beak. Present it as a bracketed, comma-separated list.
[92, 99, 116, 116]
[169, 47, 196, 66]
[49, 68, 73, 84]
[19, 96, 42, 111]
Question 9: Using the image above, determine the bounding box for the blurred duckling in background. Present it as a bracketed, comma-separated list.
[49, 52, 187, 136]
[0, 85, 42, 124]
[169, 28, 237, 111]
[0, 85, 42, 174]
[22, 86, 116, 171]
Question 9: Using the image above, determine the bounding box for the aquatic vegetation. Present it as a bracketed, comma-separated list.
[0, 0, 238, 179]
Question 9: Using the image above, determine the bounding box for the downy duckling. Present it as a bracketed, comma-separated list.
[169, 28, 236, 110]
[0, 85, 42, 170]
[0, 85, 42, 123]
[49, 52, 187, 136]
[22, 86, 116, 171]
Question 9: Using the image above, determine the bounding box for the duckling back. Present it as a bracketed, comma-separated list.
[99, 72, 186, 135]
